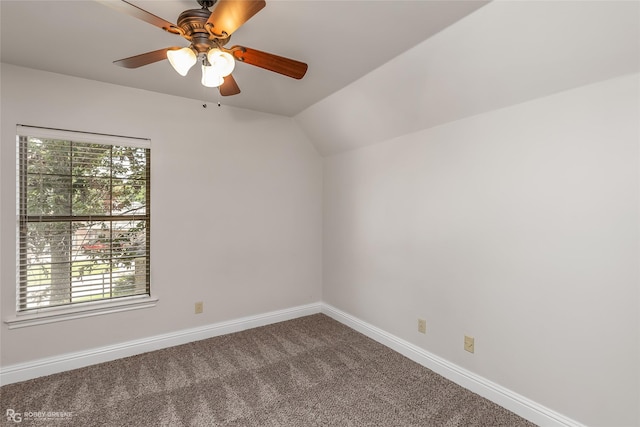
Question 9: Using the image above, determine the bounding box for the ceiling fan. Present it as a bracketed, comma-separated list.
[100, 0, 308, 96]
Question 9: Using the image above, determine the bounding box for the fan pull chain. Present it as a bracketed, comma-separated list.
[200, 99, 221, 109]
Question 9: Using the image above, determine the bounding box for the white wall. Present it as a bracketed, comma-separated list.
[0, 64, 323, 366]
[322, 73, 639, 427]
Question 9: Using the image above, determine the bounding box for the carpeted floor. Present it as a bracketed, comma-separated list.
[1, 314, 536, 426]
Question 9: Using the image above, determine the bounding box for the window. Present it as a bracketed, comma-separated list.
[17, 125, 150, 312]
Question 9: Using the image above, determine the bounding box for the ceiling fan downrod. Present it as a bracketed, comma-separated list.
[198, 0, 217, 9]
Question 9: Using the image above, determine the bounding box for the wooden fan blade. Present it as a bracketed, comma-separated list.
[219, 74, 241, 96]
[206, 0, 266, 36]
[97, 0, 180, 34]
[114, 47, 181, 69]
[232, 46, 308, 79]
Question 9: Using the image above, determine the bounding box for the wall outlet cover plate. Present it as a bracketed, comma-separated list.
[464, 335, 474, 353]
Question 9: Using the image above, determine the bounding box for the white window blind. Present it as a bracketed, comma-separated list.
[16, 125, 151, 312]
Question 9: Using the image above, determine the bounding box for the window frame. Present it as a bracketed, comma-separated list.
[8, 125, 156, 328]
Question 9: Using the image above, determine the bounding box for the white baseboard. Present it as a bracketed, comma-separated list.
[321, 303, 585, 427]
[0, 302, 322, 386]
[1, 301, 585, 427]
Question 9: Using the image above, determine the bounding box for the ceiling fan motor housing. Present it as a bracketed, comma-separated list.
[177, 8, 228, 53]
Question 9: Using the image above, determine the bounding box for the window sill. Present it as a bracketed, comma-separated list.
[4, 296, 159, 329]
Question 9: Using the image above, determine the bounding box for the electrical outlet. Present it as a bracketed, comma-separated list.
[195, 301, 203, 314]
[464, 335, 474, 353]
[417, 318, 427, 334]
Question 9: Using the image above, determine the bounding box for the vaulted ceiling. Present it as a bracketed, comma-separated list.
[295, 0, 640, 155]
[2, 1, 638, 156]
[0, 0, 487, 117]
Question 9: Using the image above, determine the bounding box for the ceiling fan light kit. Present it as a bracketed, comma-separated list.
[102, 0, 308, 96]
[201, 64, 224, 87]
[207, 49, 235, 77]
[166, 47, 197, 76]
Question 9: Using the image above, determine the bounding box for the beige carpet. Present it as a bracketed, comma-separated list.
[1, 314, 536, 426]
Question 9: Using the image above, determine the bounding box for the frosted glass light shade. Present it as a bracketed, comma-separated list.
[206, 48, 235, 77]
[167, 47, 197, 76]
[201, 65, 224, 88]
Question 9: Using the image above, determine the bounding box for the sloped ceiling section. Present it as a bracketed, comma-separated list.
[295, 1, 640, 156]
[0, 0, 488, 117]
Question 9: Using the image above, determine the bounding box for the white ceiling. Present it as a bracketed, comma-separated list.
[0, 0, 488, 117]
[296, 0, 640, 155]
